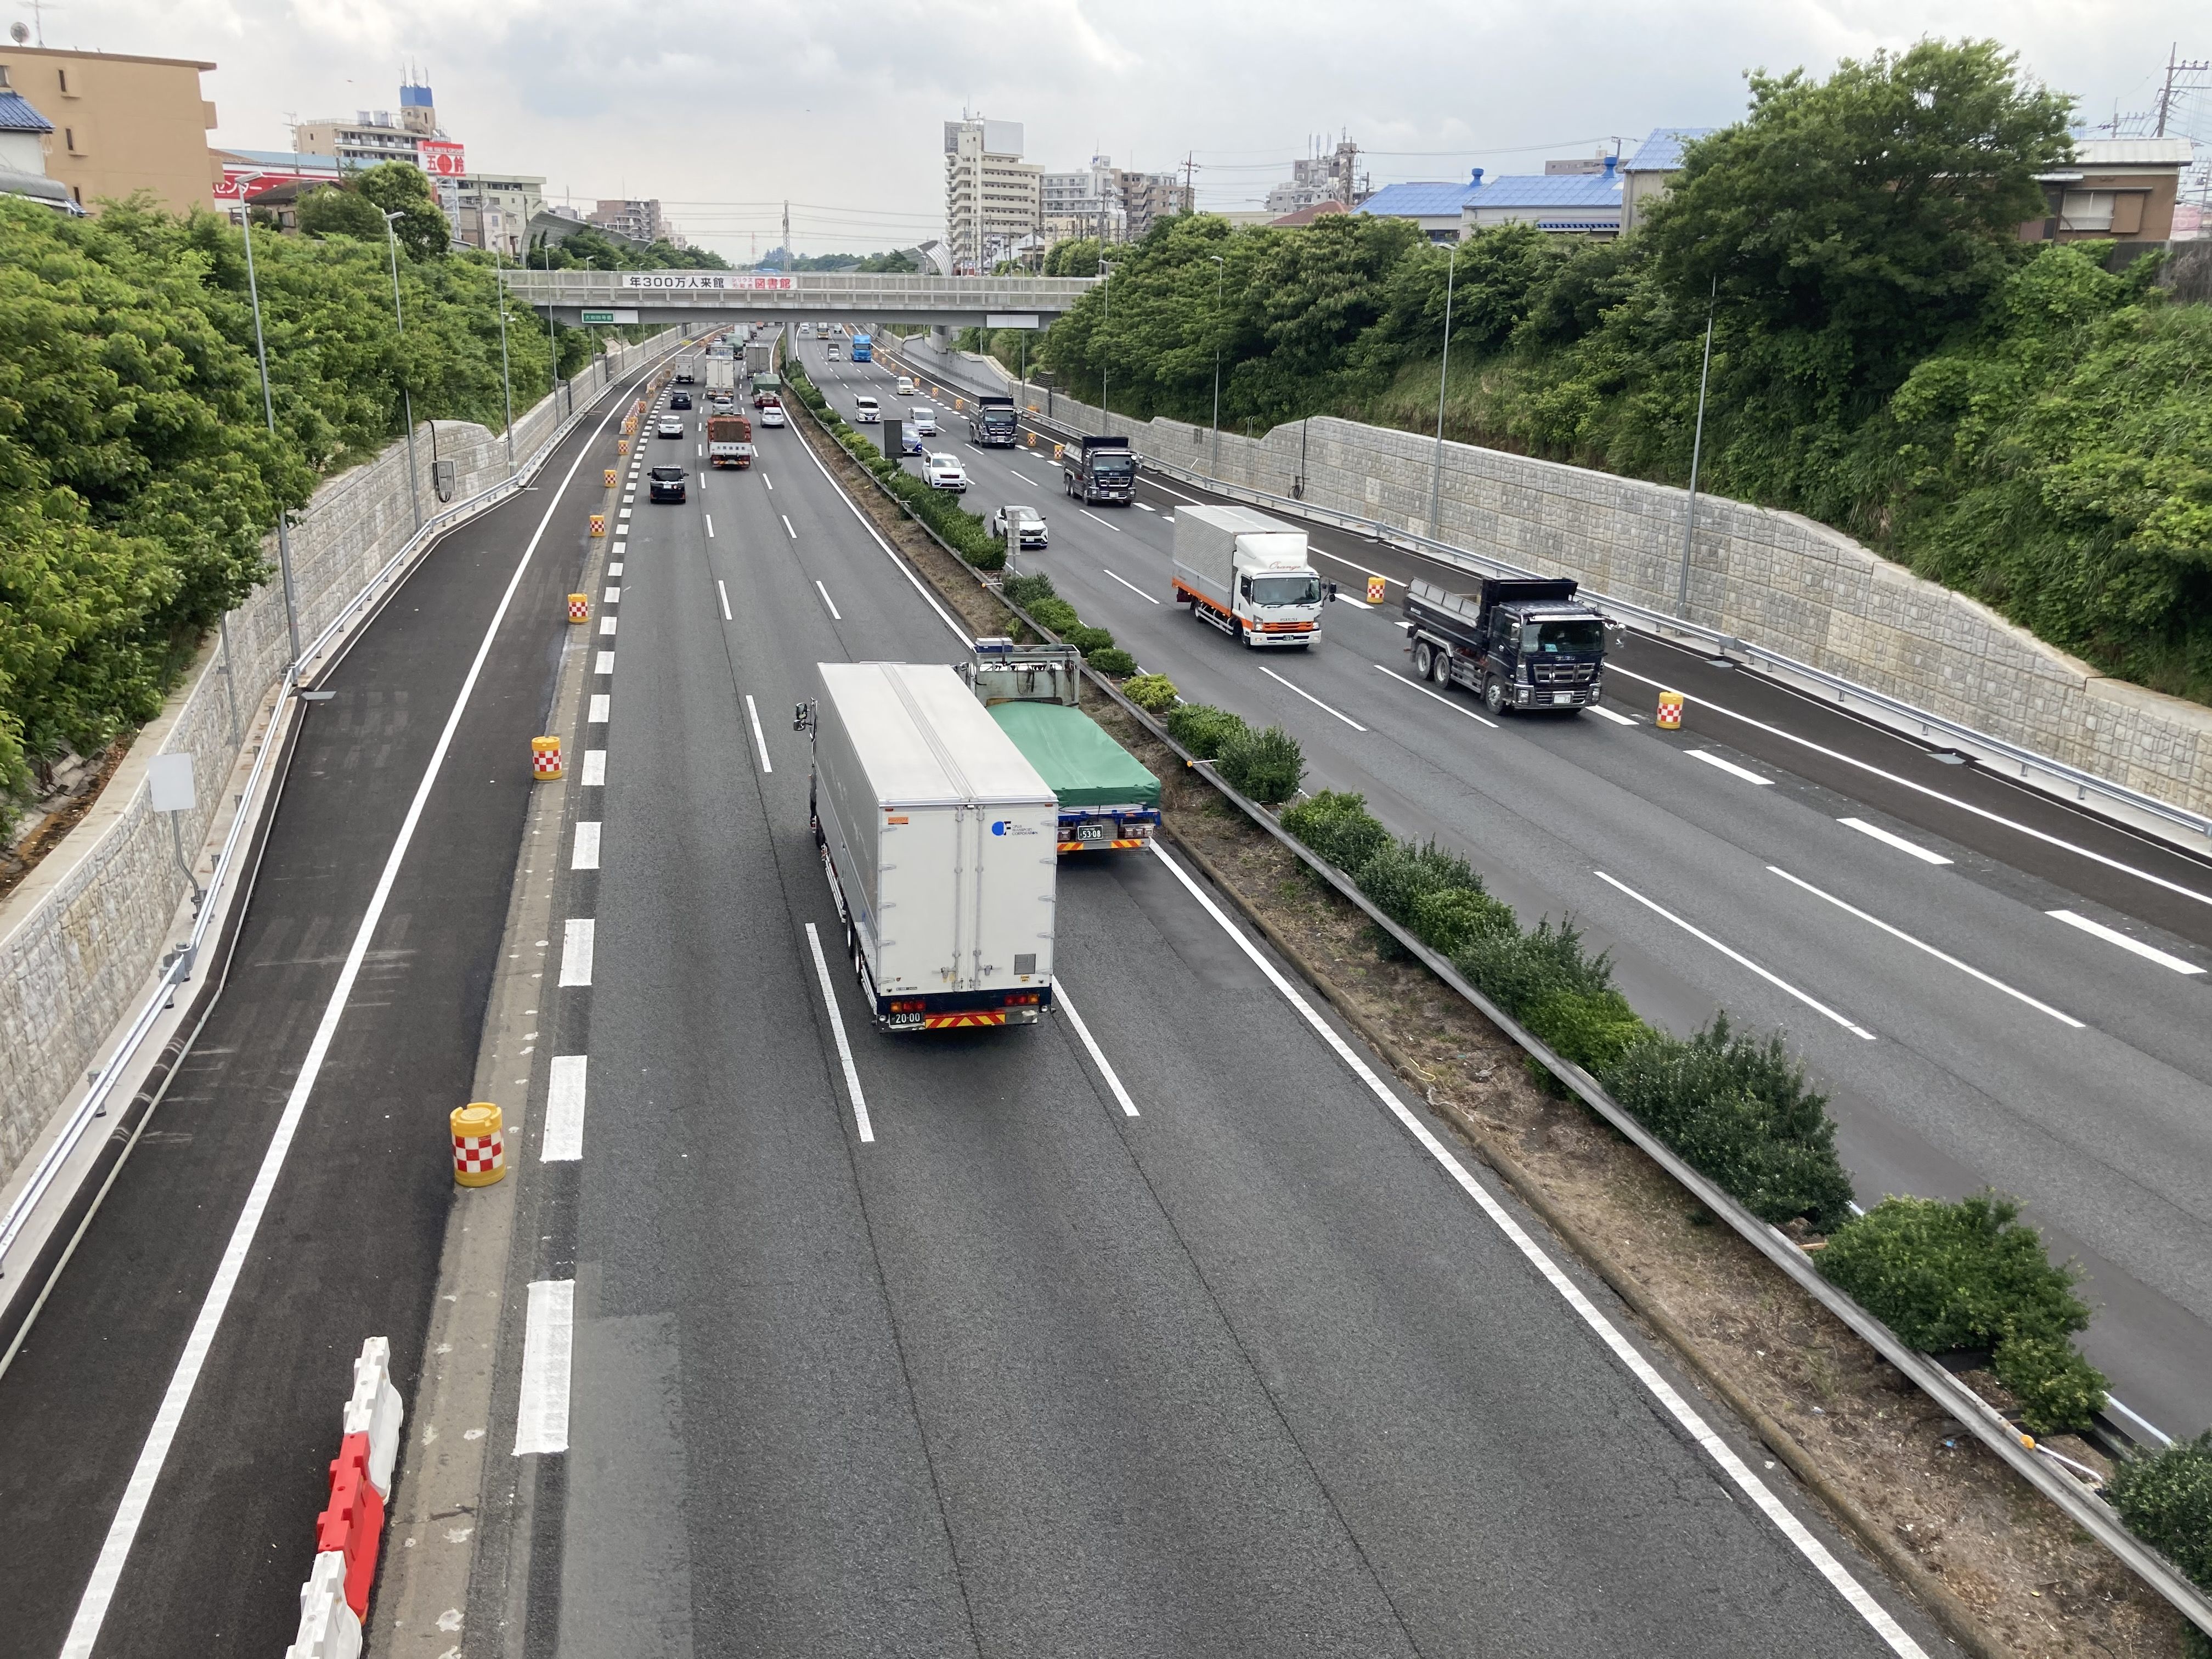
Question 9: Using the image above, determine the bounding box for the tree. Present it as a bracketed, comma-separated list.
[296, 182, 390, 244]
[355, 162, 450, 259]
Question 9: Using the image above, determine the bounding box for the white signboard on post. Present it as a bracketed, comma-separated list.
[986, 314, 1039, 329]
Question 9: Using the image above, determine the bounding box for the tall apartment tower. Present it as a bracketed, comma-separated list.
[944, 117, 1041, 274]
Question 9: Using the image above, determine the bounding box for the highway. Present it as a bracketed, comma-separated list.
[814, 328, 2212, 1443]
[455, 360, 1945, 1656]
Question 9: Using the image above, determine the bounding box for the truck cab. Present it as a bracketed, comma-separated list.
[1172, 504, 1335, 648]
[1063, 435, 1136, 504]
[1402, 577, 1609, 715]
[968, 396, 1019, 446]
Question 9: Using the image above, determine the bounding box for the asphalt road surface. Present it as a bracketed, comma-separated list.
[822, 329, 2212, 1443]
[461, 360, 1945, 1658]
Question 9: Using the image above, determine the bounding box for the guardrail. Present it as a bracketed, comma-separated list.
[802, 345, 2212, 1643]
[0, 339, 681, 1282]
[882, 335, 2212, 854]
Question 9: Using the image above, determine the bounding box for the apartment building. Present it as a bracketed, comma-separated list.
[590, 197, 665, 244]
[1121, 169, 1192, 238]
[1041, 155, 1126, 244]
[944, 117, 1041, 273]
[0, 45, 219, 213]
[1265, 138, 1362, 216]
[454, 173, 546, 256]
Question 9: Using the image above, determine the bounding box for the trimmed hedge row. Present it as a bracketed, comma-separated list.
[1276, 787, 2106, 1431]
[2108, 1431, 2212, 1646]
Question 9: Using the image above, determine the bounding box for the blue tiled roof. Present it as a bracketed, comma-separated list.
[1467, 173, 1623, 209]
[1623, 128, 1716, 173]
[1356, 180, 1479, 218]
[0, 89, 54, 133]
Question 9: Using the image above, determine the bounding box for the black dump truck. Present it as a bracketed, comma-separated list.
[967, 394, 1020, 446]
[1402, 577, 1610, 716]
[1062, 434, 1136, 504]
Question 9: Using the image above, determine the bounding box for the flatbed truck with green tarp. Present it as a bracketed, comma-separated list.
[960, 641, 1161, 852]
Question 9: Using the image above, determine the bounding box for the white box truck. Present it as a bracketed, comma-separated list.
[704, 356, 736, 394]
[1171, 504, 1336, 648]
[802, 662, 1058, 1031]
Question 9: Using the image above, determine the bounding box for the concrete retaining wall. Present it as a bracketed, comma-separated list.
[0, 331, 676, 1186]
[962, 356, 2212, 821]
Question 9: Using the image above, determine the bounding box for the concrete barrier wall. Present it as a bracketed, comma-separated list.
[956, 353, 2212, 820]
[0, 331, 677, 1186]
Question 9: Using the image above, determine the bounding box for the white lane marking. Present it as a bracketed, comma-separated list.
[763, 475, 774, 490]
[718, 580, 732, 621]
[600, 616, 617, 636]
[558, 918, 595, 986]
[744, 695, 773, 772]
[543, 1056, 587, 1161]
[513, 1279, 575, 1454]
[572, 821, 601, 871]
[1595, 870, 1877, 1040]
[608, 562, 624, 576]
[1311, 546, 1390, 582]
[617, 508, 631, 520]
[587, 694, 610, 724]
[594, 651, 614, 675]
[50, 356, 659, 1659]
[804, 922, 873, 1142]
[581, 750, 606, 787]
[2047, 909, 2205, 976]
[1135, 501, 1155, 511]
[1056, 981, 1138, 1116]
[1372, 663, 1497, 727]
[1006, 469, 1036, 489]
[1078, 508, 1123, 534]
[792, 414, 971, 646]
[1145, 479, 1206, 506]
[1101, 567, 1159, 605]
[1146, 842, 1922, 1657]
[1606, 664, 2212, 910]
[1839, 817, 1951, 865]
[612, 541, 625, 558]
[816, 580, 843, 620]
[1768, 866, 2084, 1028]
[704, 514, 714, 538]
[1587, 704, 1638, 726]
[696, 443, 703, 459]
[782, 514, 797, 540]
[1686, 749, 1773, 786]
[1257, 664, 1367, 731]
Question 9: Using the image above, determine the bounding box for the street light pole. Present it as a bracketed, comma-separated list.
[1675, 275, 1719, 619]
[1427, 238, 1459, 538]
[233, 173, 302, 663]
[1209, 253, 1225, 477]
[493, 246, 516, 476]
[1099, 259, 1113, 428]
[382, 210, 422, 529]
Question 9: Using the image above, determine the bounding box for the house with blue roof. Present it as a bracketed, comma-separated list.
[0, 86, 76, 213]
[1462, 159, 1624, 237]
[1620, 128, 1716, 234]
[1354, 178, 1480, 242]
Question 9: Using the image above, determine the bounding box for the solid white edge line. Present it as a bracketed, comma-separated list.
[1837, 817, 1953, 865]
[1145, 840, 1923, 1657]
[717, 579, 732, 621]
[1258, 663, 1367, 731]
[791, 414, 971, 646]
[815, 580, 843, 620]
[744, 695, 774, 773]
[571, 821, 601, 871]
[542, 1055, 587, 1161]
[1373, 663, 1497, 728]
[1055, 982, 1139, 1116]
[1594, 870, 1878, 1041]
[804, 922, 873, 1142]
[581, 750, 606, 787]
[1100, 567, 1160, 605]
[1606, 664, 2212, 910]
[1768, 866, 2085, 1028]
[2046, 909, 2206, 976]
[1686, 749, 1774, 786]
[513, 1278, 575, 1454]
[559, 917, 595, 986]
[57, 356, 656, 1656]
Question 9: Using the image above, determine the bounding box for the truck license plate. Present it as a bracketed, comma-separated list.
[1076, 821, 1109, 843]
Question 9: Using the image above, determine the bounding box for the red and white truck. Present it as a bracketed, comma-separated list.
[707, 413, 754, 469]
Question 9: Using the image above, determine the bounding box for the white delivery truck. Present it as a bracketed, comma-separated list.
[1171, 504, 1336, 648]
[800, 662, 1058, 1032]
[704, 355, 736, 395]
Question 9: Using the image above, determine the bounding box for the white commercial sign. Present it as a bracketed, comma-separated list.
[618, 274, 799, 291]
[986, 314, 1040, 329]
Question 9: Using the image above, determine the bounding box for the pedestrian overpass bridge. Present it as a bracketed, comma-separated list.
[503, 269, 1096, 328]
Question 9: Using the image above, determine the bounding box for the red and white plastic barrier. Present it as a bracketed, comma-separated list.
[286, 1338, 404, 1658]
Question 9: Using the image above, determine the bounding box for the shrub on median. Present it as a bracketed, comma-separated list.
[1120, 673, 1179, 714]
[2108, 1432, 2212, 1601]
[1218, 724, 1305, 805]
[1164, 701, 1250, 759]
[1028, 596, 1081, 634]
[1002, 571, 1057, 610]
[1087, 647, 1138, 678]
[1064, 623, 1116, 657]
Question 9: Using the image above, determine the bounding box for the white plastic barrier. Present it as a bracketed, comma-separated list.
[342, 1335, 405, 1498]
[284, 1551, 362, 1659]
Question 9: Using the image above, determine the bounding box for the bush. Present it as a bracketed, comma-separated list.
[1121, 673, 1178, 713]
[1454, 917, 1617, 1014]
[1088, 647, 1137, 678]
[1993, 1334, 2111, 1438]
[963, 540, 1007, 572]
[1029, 596, 1081, 634]
[2109, 1432, 2212, 1593]
[1002, 571, 1057, 610]
[1408, 884, 1516, 956]
[1218, 724, 1305, 804]
[1522, 988, 1651, 1076]
[1604, 1018, 1855, 1230]
[1164, 702, 1250, 759]
[1282, 790, 1393, 872]
[1064, 624, 1115, 656]
[1356, 838, 1480, 927]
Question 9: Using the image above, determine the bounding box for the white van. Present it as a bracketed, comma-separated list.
[896, 376, 916, 397]
[854, 394, 881, 423]
[910, 404, 939, 436]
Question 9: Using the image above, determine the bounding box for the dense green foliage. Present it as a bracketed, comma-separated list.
[763, 249, 917, 273]
[523, 225, 729, 271]
[1216, 724, 1304, 804]
[1023, 41, 2212, 704]
[0, 191, 574, 811]
[2108, 1432, 2212, 1600]
[1817, 1193, 2107, 1432]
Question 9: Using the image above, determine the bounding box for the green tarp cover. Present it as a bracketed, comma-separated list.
[986, 702, 1161, 810]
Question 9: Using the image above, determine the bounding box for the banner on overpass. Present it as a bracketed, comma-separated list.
[618, 273, 798, 291]
[986, 314, 1040, 329]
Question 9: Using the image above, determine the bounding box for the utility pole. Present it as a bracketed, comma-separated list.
[234, 174, 302, 664]
[782, 200, 791, 271]
[1427, 240, 1458, 538]
[493, 246, 515, 475]
[1209, 253, 1226, 476]
[2155, 44, 2212, 136]
[382, 210, 423, 529]
[1675, 275, 1719, 620]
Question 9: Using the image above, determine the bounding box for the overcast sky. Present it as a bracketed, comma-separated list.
[39, 0, 2211, 258]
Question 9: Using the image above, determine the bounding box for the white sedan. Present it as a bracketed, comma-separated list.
[655, 417, 684, 439]
[758, 403, 787, 427]
[924, 452, 968, 492]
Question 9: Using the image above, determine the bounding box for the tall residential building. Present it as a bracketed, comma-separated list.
[1121, 169, 1192, 238]
[0, 45, 220, 213]
[944, 117, 1041, 273]
[453, 173, 546, 256]
[1264, 137, 1363, 215]
[1041, 155, 1126, 245]
[292, 84, 464, 179]
[590, 198, 665, 244]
